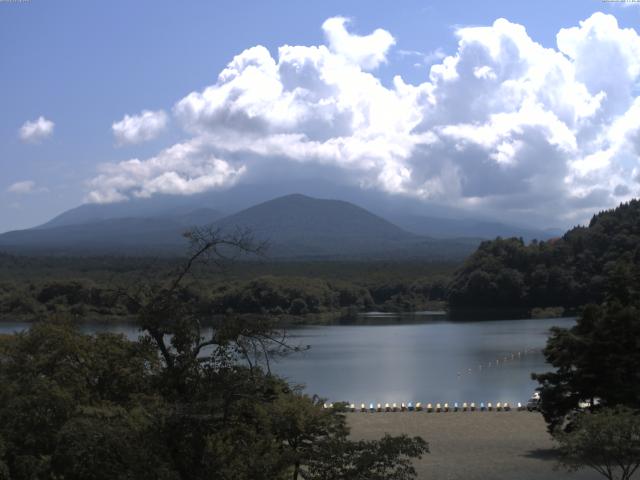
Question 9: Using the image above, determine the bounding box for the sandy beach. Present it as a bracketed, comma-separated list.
[348, 411, 601, 480]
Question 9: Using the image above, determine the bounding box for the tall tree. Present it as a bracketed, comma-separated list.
[554, 407, 640, 480]
[533, 302, 640, 431]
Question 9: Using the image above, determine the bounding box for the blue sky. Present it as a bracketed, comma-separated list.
[1, 0, 639, 232]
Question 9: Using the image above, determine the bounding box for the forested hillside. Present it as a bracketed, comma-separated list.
[448, 200, 640, 311]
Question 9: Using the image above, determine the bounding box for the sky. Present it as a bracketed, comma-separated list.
[1, 0, 640, 233]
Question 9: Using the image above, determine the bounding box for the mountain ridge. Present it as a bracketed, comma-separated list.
[30, 181, 557, 241]
[0, 194, 479, 260]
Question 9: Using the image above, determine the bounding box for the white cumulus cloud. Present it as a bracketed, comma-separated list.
[112, 109, 168, 145]
[19, 116, 54, 143]
[7, 180, 36, 194]
[86, 139, 244, 203]
[87, 13, 640, 227]
[322, 17, 396, 70]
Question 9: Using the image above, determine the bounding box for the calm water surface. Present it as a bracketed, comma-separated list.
[0, 315, 575, 405]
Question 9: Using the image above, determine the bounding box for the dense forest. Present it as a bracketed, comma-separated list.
[448, 200, 640, 312]
[0, 255, 452, 322]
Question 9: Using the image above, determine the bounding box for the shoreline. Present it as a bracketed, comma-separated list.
[347, 411, 600, 480]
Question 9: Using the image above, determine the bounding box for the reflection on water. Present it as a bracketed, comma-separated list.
[273, 315, 575, 404]
[0, 315, 575, 405]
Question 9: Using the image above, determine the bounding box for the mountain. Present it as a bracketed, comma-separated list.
[392, 214, 561, 241]
[39, 198, 224, 230]
[32, 180, 556, 240]
[0, 194, 478, 260]
[213, 194, 476, 259]
[0, 208, 224, 256]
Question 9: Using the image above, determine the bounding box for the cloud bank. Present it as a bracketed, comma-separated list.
[112, 109, 168, 145]
[88, 13, 640, 226]
[19, 116, 54, 143]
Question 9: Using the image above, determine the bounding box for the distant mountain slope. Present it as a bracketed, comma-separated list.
[0, 218, 188, 255]
[213, 194, 478, 259]
[39, 199, 223, 229]
[214, 194, 412, 256]
[0, 208, 223, 255]
[392, 215, 560, 241]
[0, 194, 478, 260]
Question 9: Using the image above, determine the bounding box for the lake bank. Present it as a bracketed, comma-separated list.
[348, 411, 600, 480]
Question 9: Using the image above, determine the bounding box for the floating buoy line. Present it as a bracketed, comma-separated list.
[320, 348, 544, 414]
[324, 401, 533, 413]
[456, 347, 543, 379]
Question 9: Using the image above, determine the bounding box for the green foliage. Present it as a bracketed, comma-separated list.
[0, 257, 455, 322]
[212, 276, 338, 314]
[0, 317, 428, 480]
[533, 302, 640, 431]
[304, 434, 428, 480]
[554, 407, 640, 480]
[448, 200, 640, 311]
[52, 406, 177, 480]
[0, 435, 8, 480]
[0, 320, 161, 480]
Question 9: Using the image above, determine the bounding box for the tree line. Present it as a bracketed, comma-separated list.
[448, 199, 640, 312]
[0, 275, 449, 323]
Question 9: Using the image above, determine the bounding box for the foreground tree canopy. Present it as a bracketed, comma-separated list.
[0, 229, 427, 480]
[533, 302, 640, 432]
[555, 406, 640, 480]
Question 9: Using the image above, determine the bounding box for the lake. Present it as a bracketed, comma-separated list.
[0, 315, 574, 406]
